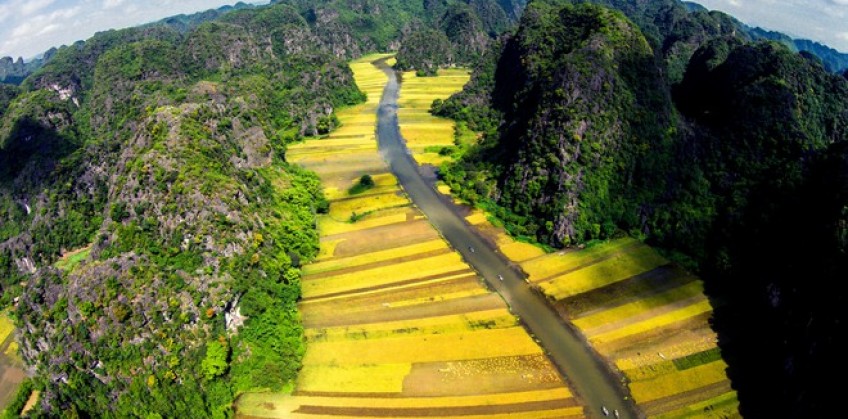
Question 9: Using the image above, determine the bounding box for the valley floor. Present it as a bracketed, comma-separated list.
[238, 53, 740, 419]
[236, 55, 581, 418]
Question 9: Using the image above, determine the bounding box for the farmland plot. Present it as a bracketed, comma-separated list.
[236, 55, 581, 418]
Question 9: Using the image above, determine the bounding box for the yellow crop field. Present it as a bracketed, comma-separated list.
[522, 237, 640, 281]
[297, 363, 412, 393]
[318, 210, 409, 236]
[629, 360, 730, 403]
[615, 334, 718, 371]
[539, 244, 669, 299]
[302, 327, 543, 365]
[302, 252, 467, 298]
[589, 299, 713, 344]
[573, 281, 706, 330]
[237, 55, 578, 418]
[387, 287, 489, 308]
[304, 239, 447, 275]
[5, 341, 19, 357]
[397, 69, 470, 165]
[270, 387, 572, 409]
[328, 191, 410, 220]
[0, 312, 14, 344]
[315, 238, 345, 260]
[306, 309, 517, 343]
[500, 242, 548, 262]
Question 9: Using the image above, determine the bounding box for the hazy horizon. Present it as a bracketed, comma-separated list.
[0, 0, 846, 61]
[0, 0, 269, 60]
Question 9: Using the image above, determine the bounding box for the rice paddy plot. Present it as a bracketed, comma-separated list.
[237, 55, 579, 419]
[538, 244, 669, 300]
[396, 69, 471, 165]
[301, 327, 544, 365]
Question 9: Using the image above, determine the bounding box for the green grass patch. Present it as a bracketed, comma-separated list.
[54, 246, 92, 273]
[673, 347, 723, 371]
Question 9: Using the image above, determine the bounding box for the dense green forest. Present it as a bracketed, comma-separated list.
[0, 0, 529, 416]
[435, 0, 848, 416]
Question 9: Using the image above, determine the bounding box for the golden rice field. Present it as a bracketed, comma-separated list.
[236, 55, 581, 418]
[397, 69, 471, 166]
[0, 311, 26, 414]
[464, 208, 740, 417]
[523, 244, 738, 416]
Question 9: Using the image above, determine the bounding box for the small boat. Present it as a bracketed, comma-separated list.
[602, 406, 610, 416]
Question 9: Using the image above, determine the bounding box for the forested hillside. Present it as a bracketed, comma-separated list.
[437, 0, 848, 416]
[0, 1, 532, 416]
[0, 3, 368, 416]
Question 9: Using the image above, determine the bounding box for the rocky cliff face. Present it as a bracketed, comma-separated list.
[443, 2, 673, 245]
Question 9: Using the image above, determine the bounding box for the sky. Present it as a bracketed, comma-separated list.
[0, 0, 847, 59]
[693, 0, 848, 52]
[0, 0, 265, 59]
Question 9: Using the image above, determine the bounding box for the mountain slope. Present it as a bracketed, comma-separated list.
[436, 0, 848, 416]
[0, 4, 364, 416]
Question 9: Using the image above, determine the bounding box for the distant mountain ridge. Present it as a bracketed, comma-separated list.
[0, 2, 256, 85]
[683, 1, 848, 72]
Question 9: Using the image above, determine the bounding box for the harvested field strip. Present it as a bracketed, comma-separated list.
[302, 252, 468, 298]
[301, 274, 481, 311]
[317, 211, 409, 236]
[590, 299, 714, 343]
[302, 267, 474, 301]
[282, 388, 572, 408]
[573, 281, 706, 330]
[305, 247, 451, 280]
[303, 239, 447, 275]
[559, 265, 697, 319]
[305, 309, 517, 343]
[301, 272, 477, 306]
[302, 294, 506, 329]
[593, 312, 713, 356]
[614, 333, 719, 371]
[293, 402, 582, 417]
[628, 360, 729, 403]
[387, 287, 490, 308]
[301, 327, 542, 365]
[652, 390, 740, 419]
[581, 294, 707, 338]
[522, 237, 640, 281]
[641, 381, 735, 417]
[539, 245, 669, 300]
[297, 364, 412, 393]
[316, 238, 345, 261]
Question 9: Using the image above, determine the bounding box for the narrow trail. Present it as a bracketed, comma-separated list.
[373, 58, 642, 419]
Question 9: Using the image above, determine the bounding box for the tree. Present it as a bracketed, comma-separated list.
[201, 341, 229, 380]
[359, 174, 374, 187]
